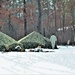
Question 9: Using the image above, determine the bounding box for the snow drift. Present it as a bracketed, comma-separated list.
[0, 46, 75, 74]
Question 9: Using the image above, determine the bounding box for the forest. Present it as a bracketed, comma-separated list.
[0, 0, 75, 44]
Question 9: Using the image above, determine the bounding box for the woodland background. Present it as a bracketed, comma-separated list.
[0, 0, 75, 44]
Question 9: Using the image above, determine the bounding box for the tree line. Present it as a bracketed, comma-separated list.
[0, 0, 75, 44]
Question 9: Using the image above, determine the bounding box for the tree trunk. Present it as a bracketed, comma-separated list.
[71, 7, 75, 44]
[8, 14, 13, 31]
[62, 1, 65, 32]
[23, 0, 27, 36]
[37, 0, 41, 34]
[43, 28, 45, 37]
[54, 3, 57, 32]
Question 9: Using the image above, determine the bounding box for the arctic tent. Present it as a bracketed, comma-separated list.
[0, 32, 17, 51]
[18, 31, 51, 49]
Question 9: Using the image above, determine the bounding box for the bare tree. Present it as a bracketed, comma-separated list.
[62, 1, 65, 32]
[37, 0, 41, 34]
[23, 0, 27, 36]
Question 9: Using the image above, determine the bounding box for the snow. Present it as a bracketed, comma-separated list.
[0, 46, 75, 74]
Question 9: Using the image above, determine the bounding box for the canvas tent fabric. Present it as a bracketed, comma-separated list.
[0, 32, 16, 45]
[18, 31, 51, 49]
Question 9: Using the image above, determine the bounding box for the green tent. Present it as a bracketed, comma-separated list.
[0, 32, 17, 51]
[0, 32, 16, 45]
[18, 31, 51, 49]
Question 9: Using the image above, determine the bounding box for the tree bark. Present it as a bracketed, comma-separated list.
[23, 0, 27, 36]
[62, 1, 65, 32]
[54, 4, 57, 33]
[37, 0, 41, 34]
[8, 14, 13, 31]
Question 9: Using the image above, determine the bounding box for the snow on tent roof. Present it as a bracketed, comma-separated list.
[0, 32, 17, 45]
[18, 31, 51, 48]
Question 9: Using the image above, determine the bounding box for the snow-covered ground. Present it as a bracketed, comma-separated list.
[0, 46, 75, 75]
